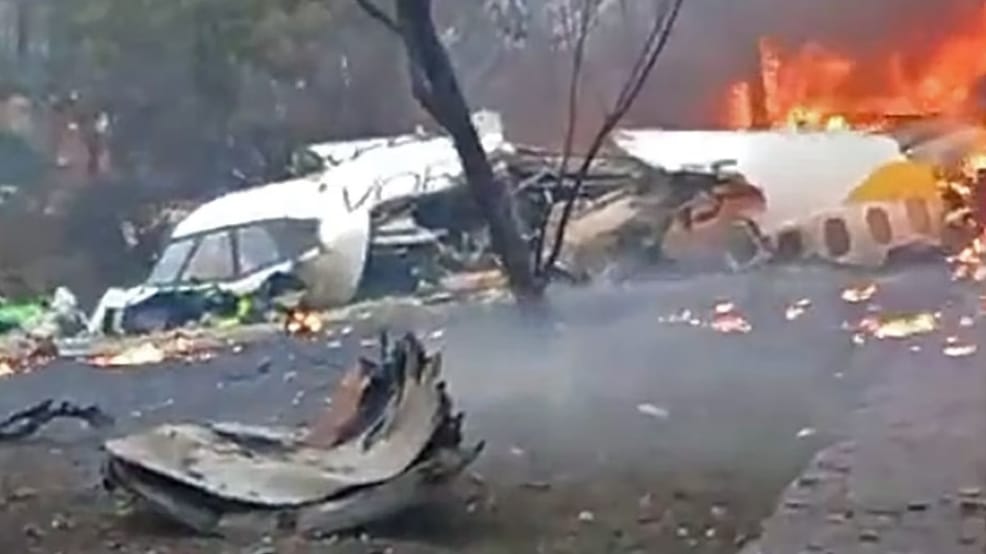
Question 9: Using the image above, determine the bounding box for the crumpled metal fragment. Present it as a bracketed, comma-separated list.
[101, 333, 482, 537]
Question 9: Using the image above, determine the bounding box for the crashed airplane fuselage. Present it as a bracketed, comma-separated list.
[89, 114, 510, 335]
[612, 125, 977, 269]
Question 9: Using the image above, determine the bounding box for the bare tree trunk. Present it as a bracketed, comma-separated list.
[356, 0, 543, 302]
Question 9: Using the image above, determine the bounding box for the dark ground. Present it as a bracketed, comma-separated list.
[0, 265, 982, 553]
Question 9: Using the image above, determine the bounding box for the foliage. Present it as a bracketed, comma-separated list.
[32, 0, 407, 195]
[0, 131, 45, 188]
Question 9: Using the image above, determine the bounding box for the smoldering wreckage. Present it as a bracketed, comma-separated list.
[7, 110, 986, 346]
[4, 107, 986, 538]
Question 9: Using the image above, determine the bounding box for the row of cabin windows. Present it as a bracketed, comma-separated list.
[147, 219, 320, 286]
[774, 198, 934, 260]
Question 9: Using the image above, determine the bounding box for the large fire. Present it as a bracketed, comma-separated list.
[723, 7, 986, 130]
[718, 10, 986, 281]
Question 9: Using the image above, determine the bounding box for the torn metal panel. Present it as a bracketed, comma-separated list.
[104, 351, 445, 505]
[102, 334, 481, 536]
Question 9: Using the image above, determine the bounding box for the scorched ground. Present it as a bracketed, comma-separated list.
[0, 263, 983, 553]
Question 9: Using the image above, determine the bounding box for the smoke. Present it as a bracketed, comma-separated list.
[436, 270, 878, 482]
[460, 0, 980, 140]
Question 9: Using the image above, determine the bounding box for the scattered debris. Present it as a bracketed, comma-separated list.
[87, 333, 221, 368]
[521, 481, 552, 491]
[0, 339, 58, 378]
[785, 299, 811, 320]
[943, 337, 978, 357]
[8, 486, 38, 502]
[0, 399, 113, 441]
[101, 333, 482, 537]
[796, 427, 817, 440]
[857, 312, 938, 339]
[841, 283, 878, 304]
[711, 302, 753, 334]
[89, 342, 165, 367]
[637, 403, 671, 420]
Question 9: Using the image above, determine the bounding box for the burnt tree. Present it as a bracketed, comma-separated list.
[355, 0, 542, 301]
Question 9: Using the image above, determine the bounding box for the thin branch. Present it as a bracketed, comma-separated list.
[354, 0, 400, 34]
[542, 0, 684, 272]
[533, 0, 599, 272]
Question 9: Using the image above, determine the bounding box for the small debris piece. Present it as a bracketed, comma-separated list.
[784, 498, 808, 510]
[859, 529, 880, 543]
[0, 399, 113, 442]
[521, 481, 551, 491]
[711, 307, 752, 334]
[23, 523, 44, 540]
[906, 501, 929, 512]
[50, 513, 73, 530]
[636, 403, 670, 420]
[858, 312, 937, 340]
[785, 299, 811, 321]
[842, 283, 877, 304]
[796, 427, 817, 439]
[943, 337, 978, 358]
[959, 487, 983, 498]
[714, 302, 736, 315]
[796, 475, 821, 488]
[8, 487, 38, 501]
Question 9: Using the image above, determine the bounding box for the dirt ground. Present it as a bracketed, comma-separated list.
[0, 266, 981, 553]
[0, 442, 777, 554]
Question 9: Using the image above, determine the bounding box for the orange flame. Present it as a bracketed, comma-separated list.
[723, 5, 986, 130]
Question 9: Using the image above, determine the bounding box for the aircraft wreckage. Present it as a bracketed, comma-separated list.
[82, 112, 986, 337]
[101, 333, 482, 537]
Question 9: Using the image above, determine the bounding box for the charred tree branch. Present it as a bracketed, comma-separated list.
[542, 0, 684, 272]
[534, 0, 599, 273]
[354, 0, 400, 34]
